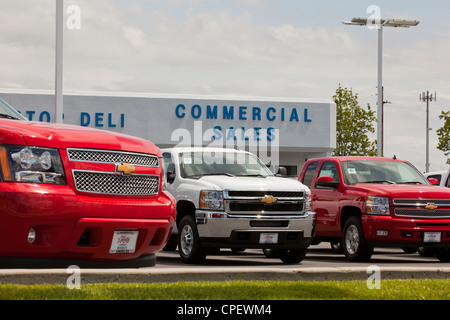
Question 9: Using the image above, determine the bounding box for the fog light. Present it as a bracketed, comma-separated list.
[28, 228, 36, 244]
[376, 230, 389, 237]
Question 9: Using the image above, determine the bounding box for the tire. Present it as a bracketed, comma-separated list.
[342, 216, 373, 262]
[418, 247, 437, 257]
[330, 240, 343, 253]
[277, 248, 307, 264]
[178, 215, 207, 264]
[262, 248, 278, 258]
[436, 249, 450, 262]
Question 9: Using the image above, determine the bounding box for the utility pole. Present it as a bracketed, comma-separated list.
[381, 86, 391, 157]
[420, 91, 436, 173]
[55, 0, 64, 124]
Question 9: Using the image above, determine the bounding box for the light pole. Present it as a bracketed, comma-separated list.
[342, 17, 419, 157]
[420, 91, 436, 173]
[55, 0, 64, 124]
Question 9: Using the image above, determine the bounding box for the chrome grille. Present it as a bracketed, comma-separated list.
[395, 209, 450, 218]
[73, 171, 159, 196]
[393, 199, 450, 206]
[67, 148, 159, 167]
[224, 190, 306, 217]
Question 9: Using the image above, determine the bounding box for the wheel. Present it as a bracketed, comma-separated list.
[262, 248, 278, 258]
[342, 216, 373, 262]
[418, 247, 437, 257]
[330, 240, 343, 253]
[436, 249, 450, 262]
[277, 248, 307, 264]
[178, 215, 207, 264]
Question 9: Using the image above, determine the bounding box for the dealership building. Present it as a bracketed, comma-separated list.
[0, 90, 336, 177]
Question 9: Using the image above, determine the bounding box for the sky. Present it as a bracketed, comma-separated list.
[0, 0, 449, 173]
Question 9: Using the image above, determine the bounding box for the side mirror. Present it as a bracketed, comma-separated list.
[167, 171, 175, 184]
[275, 166, 287, 177]
[316, 176, 339, 189]
[428, 178, 439, 185]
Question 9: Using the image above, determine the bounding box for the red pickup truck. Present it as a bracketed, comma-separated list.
[298, 156, 450, 262]
[0, 99, 175, 265]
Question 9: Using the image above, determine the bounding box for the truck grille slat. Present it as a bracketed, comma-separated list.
[224, 190, 306, 216]
[68, 148, 159, 167]
[73, 171, 159, 196]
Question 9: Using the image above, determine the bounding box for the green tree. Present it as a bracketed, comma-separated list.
[436, 110, 450, 164]
[333, 84, 377, 156]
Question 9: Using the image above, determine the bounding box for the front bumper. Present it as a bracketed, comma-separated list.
[363, 215, 450, 248]
[195, 209, 316, 249]
[0, 183, 176, 261]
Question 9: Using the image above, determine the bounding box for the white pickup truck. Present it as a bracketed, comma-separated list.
[161, 147, 316, 264]
[425, 168, 450, 188]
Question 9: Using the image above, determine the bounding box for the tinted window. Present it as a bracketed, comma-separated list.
[301, 162, 318, 188]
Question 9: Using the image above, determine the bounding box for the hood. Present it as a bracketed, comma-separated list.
[193, 175, 309, 192]
[350, 183, 450, 199]
[0, 119, 160, 156]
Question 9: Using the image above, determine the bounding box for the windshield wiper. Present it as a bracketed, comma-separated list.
[401, 181, 424, 185]
[187, 172, 235, 179]
[236, 174, 267, 177]
[0, 113, 19, 120]
[363, 180, 396, 184]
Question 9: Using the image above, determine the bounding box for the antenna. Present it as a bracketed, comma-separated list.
[419, 91, 437, 173]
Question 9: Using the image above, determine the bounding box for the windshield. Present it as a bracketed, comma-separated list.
[342, 160, 429, 185]
[0, 99, 26, 120]
[179, 150, 272, 178]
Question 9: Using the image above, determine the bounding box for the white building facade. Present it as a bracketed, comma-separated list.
[0, 90, 336, 177]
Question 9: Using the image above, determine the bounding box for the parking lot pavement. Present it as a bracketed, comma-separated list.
[0, 243, 449, 284]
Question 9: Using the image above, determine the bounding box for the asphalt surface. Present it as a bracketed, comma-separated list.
[0, 243, 449, 285]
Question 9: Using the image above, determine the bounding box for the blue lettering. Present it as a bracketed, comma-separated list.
[304, 108, 312, 122]
[227, 126, 236, 140]
[252, 107, 261, 120]
[95, 112, 104, 127]
[223, 106, 234, 120]
[239, 106, 247, 120]
[175, 104, 185, 118]
[206, 105, 217, 119]
[191, 104, 201, 119]
[254, 127, 262, 141]
[266, 107, 276, 121]
[26, 110, 35, 121]
[213, 126, 222, 140]
[281, 108, 285, 121]
[80, 112, 90, 126]
[290, 108, 299, 122]
[267, 127, 275, 141]
[39, 111, 50, 122]
[108, 113, 116, 127]
[241, 127, 249, 141]
[120, 113, 125, 127]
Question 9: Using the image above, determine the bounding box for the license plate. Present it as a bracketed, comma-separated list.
[424, 232, 441, 243]
[110, 230, 139, 253]
[259, 233, 278, 244]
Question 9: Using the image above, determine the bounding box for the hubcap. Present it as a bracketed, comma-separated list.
[180, 224, 194, 256]
[345, 225, 359, 255]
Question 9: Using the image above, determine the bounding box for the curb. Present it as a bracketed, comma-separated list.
[0, 267, 449, 285]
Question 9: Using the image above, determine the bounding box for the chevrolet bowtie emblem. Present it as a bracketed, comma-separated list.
[425, 203, 438, 211]
[116, 163, 135, 175]
[261, 195, 277, 205]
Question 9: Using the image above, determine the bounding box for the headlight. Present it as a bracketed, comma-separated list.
[199, 190, 224, 210]
[304, 189, 312, 211]
[0, 145, 65, 185]
[366, 196, 390, 215]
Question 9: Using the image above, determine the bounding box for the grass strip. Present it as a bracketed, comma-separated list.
[0, 279, 448, 300]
